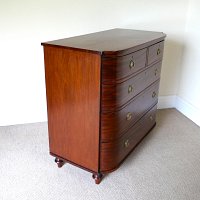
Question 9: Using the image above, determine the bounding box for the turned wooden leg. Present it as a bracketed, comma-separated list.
[55, 157, 65, 168]
[92, 173, 103, 184]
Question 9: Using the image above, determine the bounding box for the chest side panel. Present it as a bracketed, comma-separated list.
[44, 46, 101, 172]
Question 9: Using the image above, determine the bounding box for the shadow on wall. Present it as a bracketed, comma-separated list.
[123, 24, 185, 96]
[159, 38, 185, 96]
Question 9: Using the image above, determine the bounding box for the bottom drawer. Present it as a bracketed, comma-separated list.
[100, 104, 157, 172]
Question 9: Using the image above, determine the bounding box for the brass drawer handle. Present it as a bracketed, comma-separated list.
[128, 85, 133, 93]
[157, 48, 161, 55]
[129, 60, 135, 69]
[126, 112, 132, 121]
[124, 139, 130, 148]
[155, 69, 158, 76]
[152, 91, 157, 98]
[150, 115, 153, 121]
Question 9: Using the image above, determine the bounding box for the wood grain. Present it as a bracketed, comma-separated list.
[42, 29, 166, 183]
[148, 41, 164, 65]
[43, 46, 101, 172]
[101, 81, 159, 142]
[100, 105, 157, 172]
[102, 48, 147, 83]
[102, 61, 162, 111]
[42, 29, 166, 57]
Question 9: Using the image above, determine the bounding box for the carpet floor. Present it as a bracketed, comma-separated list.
[0, 109, 200, 200]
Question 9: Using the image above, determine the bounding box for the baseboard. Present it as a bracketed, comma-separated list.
[157, 95, 176, 109]
[175, 96, 200, 127]
[158, 95, 200, 127]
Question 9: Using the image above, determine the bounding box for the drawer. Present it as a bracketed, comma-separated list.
[100, 104, 157, 172]
[102, 48, 147, 83]
[147, 41, 164, 65]
[102, 61, 161, 111]
[101, 80, 159, 142]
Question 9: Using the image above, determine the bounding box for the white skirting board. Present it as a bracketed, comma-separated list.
[158, 95, 200, 127]
[158, 95, 176, 109]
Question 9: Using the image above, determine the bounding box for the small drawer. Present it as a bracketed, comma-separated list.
[102, 61, 162, 111]
[147, 41, 164, 65]
[102, 48, 147, 83]
[100, 104, 157, 172]
[101, 81, 159, 142]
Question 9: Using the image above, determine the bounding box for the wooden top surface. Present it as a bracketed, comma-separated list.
[42, 29, 166, 57]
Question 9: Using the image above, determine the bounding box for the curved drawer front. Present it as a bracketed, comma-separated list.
[102, 61, 161, 111]
[102, 48, 147, 83]
[148, 41, 164, 65]
[101, 81, 159, 142]
[100, 104, 157, 172]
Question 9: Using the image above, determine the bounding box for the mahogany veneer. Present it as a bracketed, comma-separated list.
[42, 28, 166, 184]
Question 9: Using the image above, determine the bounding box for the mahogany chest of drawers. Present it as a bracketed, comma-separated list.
[42, 29, 166, 184]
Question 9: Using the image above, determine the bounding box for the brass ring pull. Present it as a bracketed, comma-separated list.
[124, 139, 130, 148]
[157, 48, 161, 55]
[129, 60, 135, 69]
[128, 85, 133, 93]
[126, 112, 132, 121]
[152, 91, 156, 98]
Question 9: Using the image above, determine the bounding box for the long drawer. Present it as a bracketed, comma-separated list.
[101, 80, 159, 142]
[102, 61, 161, 111]
[100, 104, 157, 172]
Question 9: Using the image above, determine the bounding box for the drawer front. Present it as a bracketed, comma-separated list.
[100, 104, 157, 172]
[101, 81, 159, 142]
[102, 61, 161, 111]
[148, 41, 164, 65]
[102, 48, 147, 83]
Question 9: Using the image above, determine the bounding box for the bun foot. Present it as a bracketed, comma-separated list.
[55, 157, 65, 168]
[92, 173, 103, 184]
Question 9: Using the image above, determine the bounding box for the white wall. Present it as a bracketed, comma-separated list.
[0, 0, 191, 125]
[178, 0, 200, 108]
[175, 0, 200, 125]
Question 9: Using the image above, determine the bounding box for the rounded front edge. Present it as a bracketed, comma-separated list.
[100, 104, 157, 172]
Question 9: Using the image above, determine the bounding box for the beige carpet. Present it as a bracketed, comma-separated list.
[0, 109, 200, 200]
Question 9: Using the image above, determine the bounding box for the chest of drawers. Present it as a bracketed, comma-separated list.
[42, 29, 166, 184]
